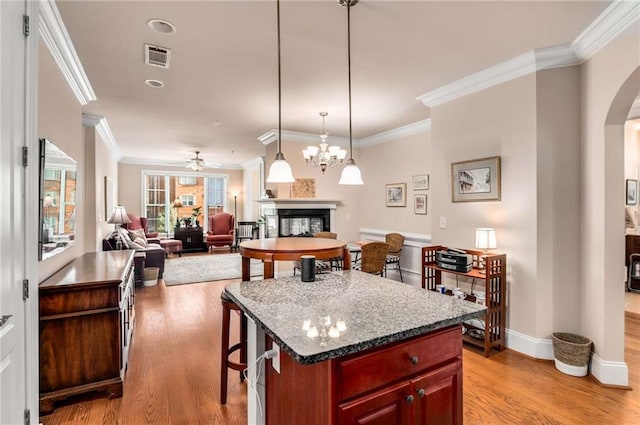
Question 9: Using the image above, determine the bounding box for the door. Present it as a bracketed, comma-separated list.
[412, 360, 462, 425]
[1, 0, 36, 424]
[338, 381, 412, 425]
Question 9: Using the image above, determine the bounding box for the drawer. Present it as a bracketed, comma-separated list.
[336, 326, 462, 402]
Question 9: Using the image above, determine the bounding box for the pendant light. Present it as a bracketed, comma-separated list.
[339, 0, 363, 185]
[266, 0, 295, 183]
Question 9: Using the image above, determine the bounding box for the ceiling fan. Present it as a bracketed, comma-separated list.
[187, 151, 205, 172]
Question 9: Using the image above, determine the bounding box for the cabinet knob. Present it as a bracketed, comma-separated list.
[416, 388, 425, 398]
[410, 356, 419, 365]
[405, 395, 414, 405]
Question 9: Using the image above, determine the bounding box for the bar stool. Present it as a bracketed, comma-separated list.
[220, 291, 247, 405]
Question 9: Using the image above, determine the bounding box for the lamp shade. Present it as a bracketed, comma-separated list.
[43, 195, 54, 208]
[338, 159, 364, 185]
[475, 228, 497, 250]
[267, 155, 295, 183]
[173, 198, 183, 208]
[107, 205, 132, 225]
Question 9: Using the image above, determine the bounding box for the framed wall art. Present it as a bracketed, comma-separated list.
[412, 174, 429, 190]
[627, 179, 638, 205]
[386, 183, 406, 207]
[291, 178, 315, 198]
[414, 194, 427, 214]
[451, 156, 501, 202]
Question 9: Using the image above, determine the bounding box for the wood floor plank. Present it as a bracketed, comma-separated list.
[40, 265, 640, 425]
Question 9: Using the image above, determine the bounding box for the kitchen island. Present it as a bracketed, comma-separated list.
[224, 270, 486, 425]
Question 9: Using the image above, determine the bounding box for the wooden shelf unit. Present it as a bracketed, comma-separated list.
[421, 245, 506, 357]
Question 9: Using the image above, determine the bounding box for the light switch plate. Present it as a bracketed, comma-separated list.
[439, 217, 447, 229]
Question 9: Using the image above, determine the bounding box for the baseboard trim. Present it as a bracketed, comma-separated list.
[506, 329, 630, 387]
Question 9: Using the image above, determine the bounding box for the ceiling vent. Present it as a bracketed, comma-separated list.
[144, 44, 171, 69]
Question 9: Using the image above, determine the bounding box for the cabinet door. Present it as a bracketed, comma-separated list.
[412, 360, 462, 425]
[338, 381, 411, 425]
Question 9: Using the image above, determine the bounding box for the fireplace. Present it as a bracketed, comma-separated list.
[278, 209, 330, 237]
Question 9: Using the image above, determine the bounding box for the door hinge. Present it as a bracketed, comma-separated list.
[24, 408, 30, 425]
[22, 146, 28, 167]
[23, 15, 30, 37]
[23, 279, 29, 300]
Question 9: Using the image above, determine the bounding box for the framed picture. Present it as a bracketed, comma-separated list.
[291, 178, 315, 198]
[451, 156, 501, 202]
[412, 174, 429, 190]
[414, 194, 427, 214]
[627, 179, 638, 205]
[386, 183, 406, 207]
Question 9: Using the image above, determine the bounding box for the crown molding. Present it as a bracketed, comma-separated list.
[572, 0, 640, 61]
[258, 119, 431, 148]
[82, 113, 122, 160]
[119, 156, 242, 170]
[241, 156, 265, 170]
[418, 1, 640, 108]
[417, 46, 580, 108]
[39, 0, 96, 105]
[359, 119, 431, 147]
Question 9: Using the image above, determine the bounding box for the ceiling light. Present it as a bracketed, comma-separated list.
[302, 112, 347, 174]
[144, 79, 165, 88]
[339, 0, 363, 185]
[266, 0, 295, 184]
[187, 151, 205, 172]
[147, 19, 176, 34]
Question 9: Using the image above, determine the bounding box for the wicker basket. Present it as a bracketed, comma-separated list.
[552, 332, 592, 376]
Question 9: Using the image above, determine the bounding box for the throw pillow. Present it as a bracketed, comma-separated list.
[119, 228, 146, 250]
[128, 229, 147, 246]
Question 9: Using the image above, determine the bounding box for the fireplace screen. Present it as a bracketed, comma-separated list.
[278, 208, 330, 237]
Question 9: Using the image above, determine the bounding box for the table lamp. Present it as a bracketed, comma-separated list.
[107, 205, 132, 249]
[475, 227, 497, 272]
[173, 198, 183, 229]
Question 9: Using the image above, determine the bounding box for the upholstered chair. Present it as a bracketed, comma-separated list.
[206, 212, 235, 250]
[384, 233, 405, 282]
[123, 212, 159, 239]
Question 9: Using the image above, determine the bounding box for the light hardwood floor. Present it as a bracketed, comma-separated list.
[40, 273, 640, 425]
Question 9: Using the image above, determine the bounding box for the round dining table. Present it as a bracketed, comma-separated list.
[239, 237, 351, 281]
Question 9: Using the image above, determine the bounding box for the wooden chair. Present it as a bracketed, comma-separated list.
[293, 232, 338, 275]
[354, 241, 389, 276]
[384, 233, 405, 282]
[235, 221, 257, 251]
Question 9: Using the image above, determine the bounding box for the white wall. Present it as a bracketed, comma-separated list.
[580, 21, 640, 383]
[37, 41, 83, 281]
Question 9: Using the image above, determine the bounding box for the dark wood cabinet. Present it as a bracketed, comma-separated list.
[625, 234, 640, 268]
[174, 227, 206, 252]
[39, 251, 135, 414]
[265, 325, 463, 425]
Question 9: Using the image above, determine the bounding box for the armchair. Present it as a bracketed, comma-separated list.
[206, 212, 235, 250]
[123, 212, 159, 239]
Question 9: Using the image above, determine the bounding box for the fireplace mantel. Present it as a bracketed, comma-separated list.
[257, 199, 338, 210]
[258, 199, 339, 236]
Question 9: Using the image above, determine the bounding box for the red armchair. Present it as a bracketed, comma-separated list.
[123, 212, 159, 239]
[206, 212, 235, 250]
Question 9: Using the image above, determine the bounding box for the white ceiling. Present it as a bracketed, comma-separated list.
[54, 0, 611, 168]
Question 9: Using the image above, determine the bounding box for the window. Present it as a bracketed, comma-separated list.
[179, 176, 196, 185]
[142, 171, 228, 234]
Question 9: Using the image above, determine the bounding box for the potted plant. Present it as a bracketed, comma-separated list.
[191, 206, 202, 228]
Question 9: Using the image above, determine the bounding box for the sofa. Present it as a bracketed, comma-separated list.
[102, 231, 165, 277]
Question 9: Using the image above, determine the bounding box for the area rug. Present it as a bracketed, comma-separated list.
[163, 253, 263, 286]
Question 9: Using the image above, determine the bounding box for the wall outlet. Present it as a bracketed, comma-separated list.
[439, 217, 447, 229]
[271, 342, 280, 374]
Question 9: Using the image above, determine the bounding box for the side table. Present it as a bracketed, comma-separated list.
[134, 251, 146, 286]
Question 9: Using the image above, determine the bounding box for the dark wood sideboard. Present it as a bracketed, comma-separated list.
[39, 250, 135, 414]
[174, 227, 206, 252]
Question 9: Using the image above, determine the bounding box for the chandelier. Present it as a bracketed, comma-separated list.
[302, 112, 347, 173]
[187, 151, 205, 172]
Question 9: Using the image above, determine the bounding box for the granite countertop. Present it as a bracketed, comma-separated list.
[224, 270, 486, 365]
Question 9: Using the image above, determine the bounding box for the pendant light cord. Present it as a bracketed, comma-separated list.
[277, 0, 282, 155]
[347, 2, 353, 160]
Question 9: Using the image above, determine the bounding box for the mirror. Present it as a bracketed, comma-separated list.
[39, 139, 77, 260]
